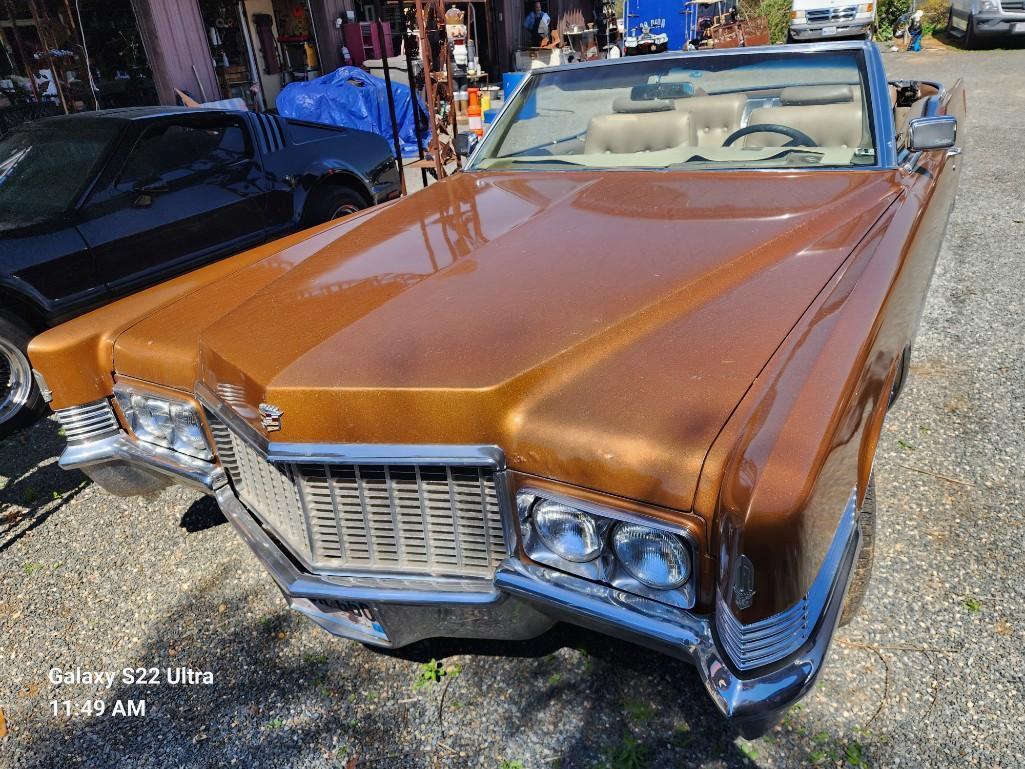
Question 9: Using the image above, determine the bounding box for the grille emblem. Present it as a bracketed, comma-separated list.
[258, 403, 283, 432]
[733, 555, 756, 609]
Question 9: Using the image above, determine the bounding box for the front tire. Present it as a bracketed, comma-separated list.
[0, 313, 46, 440]
[301, 185, 368, 228]
[839, 473, 876, 626]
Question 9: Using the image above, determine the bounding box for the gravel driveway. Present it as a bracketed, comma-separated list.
[1, 44, 1023, 769]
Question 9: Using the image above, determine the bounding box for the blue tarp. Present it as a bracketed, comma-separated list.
[276, 67, 428, 158]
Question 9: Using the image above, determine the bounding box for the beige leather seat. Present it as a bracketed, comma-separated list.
[673, 93, 747, 147]
[742, 85, 865, 149]
[584, 109, 692, 154]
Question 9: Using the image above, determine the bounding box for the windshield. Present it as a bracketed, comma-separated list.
[469, 50, 877, 172]
[0, 124, 119, 227]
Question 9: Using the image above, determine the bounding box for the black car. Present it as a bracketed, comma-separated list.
[0, 106, 400, 437]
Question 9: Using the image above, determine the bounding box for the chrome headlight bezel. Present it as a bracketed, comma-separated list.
[113, 384, 214, 461]
[516, 488, 696, 610]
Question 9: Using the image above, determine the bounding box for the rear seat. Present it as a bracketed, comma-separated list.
[742, 84, 864, 149]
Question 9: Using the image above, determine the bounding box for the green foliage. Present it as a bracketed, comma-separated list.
[498, 761, 525, 769]
[622, 698, 654, 724]
[964, 596, 982, 613]
[412, 658, 461, 689]
[606, 733, 648, 769]
[876, 0, 912, 40]
[845, 741, 869, 768]
[738, 741, 759, 760]
[739, 0, 794, 43]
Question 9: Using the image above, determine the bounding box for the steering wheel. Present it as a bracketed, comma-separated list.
[722, 124, 819, 148]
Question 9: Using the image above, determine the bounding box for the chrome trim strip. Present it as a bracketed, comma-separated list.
[54, 399, 119, 443]
[59, 431, 226, 492]
[519, 486, 696, 539]
[715, 487, 858, 671]
[195, 381, 505, 469]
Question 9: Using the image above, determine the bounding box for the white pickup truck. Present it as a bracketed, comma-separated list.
[788, 0, 876, 41]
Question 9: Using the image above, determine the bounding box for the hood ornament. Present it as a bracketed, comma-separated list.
[258, 403, 283, 432]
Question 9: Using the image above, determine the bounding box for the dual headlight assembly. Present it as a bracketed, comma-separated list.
[113, 385, 213, 461]
[517, 490, 695, 608]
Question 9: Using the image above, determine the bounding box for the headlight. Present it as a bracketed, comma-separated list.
[612, 523, 691, 589]
[980, 0, 998, 9]
[532, 500, 603, 562]
[517, 489, 696, 609]
[115, 387, 213, 460]
[790, 10, 805, 19]
[857, 3, 873, 12]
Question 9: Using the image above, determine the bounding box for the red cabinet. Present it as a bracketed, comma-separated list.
[342, 22, 394, 67]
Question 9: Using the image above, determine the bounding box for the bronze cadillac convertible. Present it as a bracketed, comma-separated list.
[27, 42, 963, 736]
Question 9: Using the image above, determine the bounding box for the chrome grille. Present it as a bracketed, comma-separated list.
[716, 593, 810, 671]
[55, 399, 119, 442]
[806, 5, 857, 21]
[210, 417, 507, 578]
[1002, 0, 1024, 10]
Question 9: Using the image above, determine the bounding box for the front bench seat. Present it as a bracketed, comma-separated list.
[741, 84, 864, 149]
[673, 93, 747, 147]
[584, 107, 692, 154]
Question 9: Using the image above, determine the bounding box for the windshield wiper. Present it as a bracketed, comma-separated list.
[499, 158, 587, 167]
[665, 147, 826, 169]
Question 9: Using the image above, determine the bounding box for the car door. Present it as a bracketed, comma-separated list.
[76, 113, 268, 295]
[0, 122, 120, 320]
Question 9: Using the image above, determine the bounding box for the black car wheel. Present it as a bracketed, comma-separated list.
[839, 473, 876, 626]
[0, 313, 46, 440]
[302, 186, 368, 227]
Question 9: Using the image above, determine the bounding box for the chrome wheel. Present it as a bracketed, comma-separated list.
[0, 335, 33, 426]
[330, 203, 360, 220]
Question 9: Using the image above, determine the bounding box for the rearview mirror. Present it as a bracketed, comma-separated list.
[907, 115, 957, 152]
[453, 132, 479, 158]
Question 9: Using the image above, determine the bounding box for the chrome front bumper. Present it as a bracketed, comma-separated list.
[63, 428, 861, 738]
[788, 20, 872, 39]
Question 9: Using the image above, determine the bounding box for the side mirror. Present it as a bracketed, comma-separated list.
[907, 115, 957, 152]
[453, 131, 479, 158]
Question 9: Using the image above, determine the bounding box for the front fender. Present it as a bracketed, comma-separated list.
[697, 185, 919, 624]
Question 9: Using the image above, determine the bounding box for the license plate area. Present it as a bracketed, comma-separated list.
[310, 599, 388, 641]
[821, 25, 838, 35]
[1013, 21, 1025, 33]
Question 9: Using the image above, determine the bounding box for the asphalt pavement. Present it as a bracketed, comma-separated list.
[1, 42, 1023, 769]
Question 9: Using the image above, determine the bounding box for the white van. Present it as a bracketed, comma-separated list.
[788, 0, 876, 41]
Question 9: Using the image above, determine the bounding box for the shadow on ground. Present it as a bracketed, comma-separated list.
[0, 417, 89, 555]
[14, 561, 762, 768]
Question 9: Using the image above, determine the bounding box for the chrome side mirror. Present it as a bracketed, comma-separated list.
[453, 131, 479, 158]
[907, 115, 958, 152]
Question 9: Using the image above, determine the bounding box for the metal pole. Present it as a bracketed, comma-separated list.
[373, 0, 405, 195]
[400, 0, 428, 187]
[27, 0, 68, 113]
[4, 0, 40, 101]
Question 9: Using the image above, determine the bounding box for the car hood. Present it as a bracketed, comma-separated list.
[114, 170, 901, 512]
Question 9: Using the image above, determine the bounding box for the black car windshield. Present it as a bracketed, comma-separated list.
[0, 124, 119, 227]
[469, 49, 877, 172]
